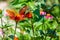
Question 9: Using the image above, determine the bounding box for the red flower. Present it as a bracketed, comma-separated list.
[46, 14, 51, 17]
[6, 6, 32, 21]
[6, 9, 25, 22]
[15, 14, 24, 22]
[40, 11, 46, 16]
[25, 12, 32, 18]
[19, 6, 32, 19]
[45, 14, 53, 19]
[14, 37, 18, 40]
[19, 6, 28, 15]
[6, 9, 15, 20]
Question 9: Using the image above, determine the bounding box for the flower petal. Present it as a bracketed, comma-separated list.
[25, 12, 32, 18]
[6, 9, 15, 20]
[19, 6, 28, 15]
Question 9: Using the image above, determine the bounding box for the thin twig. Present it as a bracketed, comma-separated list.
[1, 18, 4, 40]
[43, 16, 46, 40]
[31, 19, 34, 40]
[13, 21, 17, 40]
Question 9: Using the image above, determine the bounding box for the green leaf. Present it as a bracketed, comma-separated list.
[0, 9, 2, 14]
[2, 24, 13, 28]
[27, 2, 37, 11]
[10, 0, 19, 5]
[8, 35, 14, 39]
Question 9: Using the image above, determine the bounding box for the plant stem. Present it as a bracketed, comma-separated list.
[31, 19, 34, 40]
[42, 16, 44, 30]
[42, 16, 44, 40]
[1, 18, 4, 40]
[6, 17, 9, 39]
[32, 23, 34, 36]
[50, 37, 52, 40]
[43, 16, 46, 40]
[13, 21, 17, 40]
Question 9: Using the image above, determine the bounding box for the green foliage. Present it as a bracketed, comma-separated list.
[0, 0, 60, 40]
[0, 9, 2, 18]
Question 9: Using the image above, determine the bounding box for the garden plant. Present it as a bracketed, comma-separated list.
[0, 0, 60, 40]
